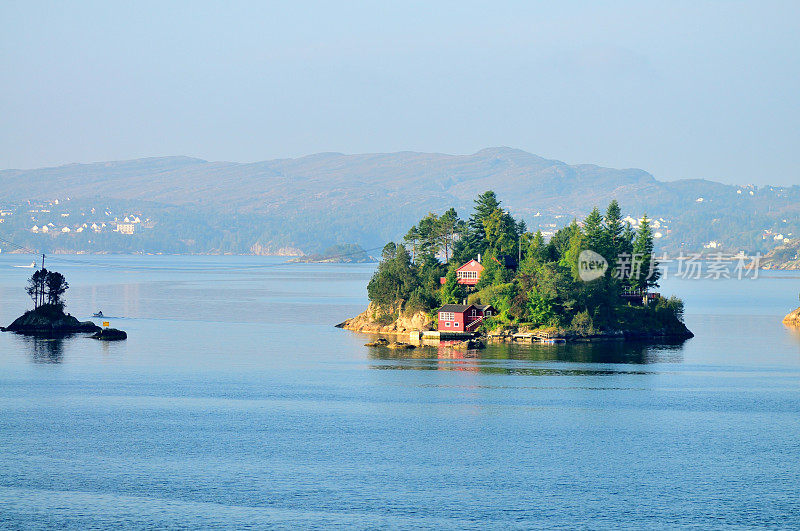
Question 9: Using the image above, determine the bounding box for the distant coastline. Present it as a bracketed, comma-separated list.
[287, 244, 377, 263]
[2, 149, 798, 259]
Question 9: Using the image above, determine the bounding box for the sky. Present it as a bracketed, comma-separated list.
[1, 1, 798, 185]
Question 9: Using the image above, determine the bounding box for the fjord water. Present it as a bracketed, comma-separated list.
[1, 255, 799, 529]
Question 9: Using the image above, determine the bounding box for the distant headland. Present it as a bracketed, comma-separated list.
[288, 244, 376, 264]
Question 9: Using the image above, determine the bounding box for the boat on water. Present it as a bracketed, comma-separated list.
[93, 311, 104, 318]
[12, 261, 36, 269]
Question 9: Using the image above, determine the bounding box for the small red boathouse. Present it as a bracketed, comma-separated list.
[437, 303, 495, 332]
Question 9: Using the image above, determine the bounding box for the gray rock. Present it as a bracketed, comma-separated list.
[90, 328, 128, 341]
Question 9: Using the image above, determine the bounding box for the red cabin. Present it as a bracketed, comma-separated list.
[440, 258, 485, 286]
[437, 303, 495, 332]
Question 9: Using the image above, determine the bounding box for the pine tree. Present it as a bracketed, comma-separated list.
[416, 213, 440, 258]
[467, 191, 500, 256]
[45, 271, 69, 306]
[26, 269, 47, 309]
[631, 215, 660, 291]
[520, 230, 547, 274]
[582, 207, 608, 259]
[440, 266, 465, 304]
[483, 208, 517, 257]
[436, 208, 463, 263]
[403, 226, 421, 263]
[620, 221, 634, 256]
[604, 200, 624, 257]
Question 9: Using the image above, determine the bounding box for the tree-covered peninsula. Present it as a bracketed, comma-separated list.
[341, 191, 692, 340]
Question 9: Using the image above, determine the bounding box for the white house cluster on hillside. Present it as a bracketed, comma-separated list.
[0, 198, 154, 237]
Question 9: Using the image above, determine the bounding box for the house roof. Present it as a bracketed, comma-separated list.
[456, 259, 484, 272]
[474, 304, 494, 311]
[438, 304, 473, 313]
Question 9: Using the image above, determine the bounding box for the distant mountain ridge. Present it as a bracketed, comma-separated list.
[1, 148, 798, 256]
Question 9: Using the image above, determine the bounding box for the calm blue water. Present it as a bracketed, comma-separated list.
[1, 254, 800, 529]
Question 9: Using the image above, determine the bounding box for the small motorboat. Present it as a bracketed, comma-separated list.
[540, 338, 567, 344]
[93, 311, 104, 318]
[13, 261, 36, 269]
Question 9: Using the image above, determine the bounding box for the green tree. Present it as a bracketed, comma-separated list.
[26, 269, 70, 309]
[631, 215, 660, 291]
[403, 226, 421, 263]
[440, 266, 466, 304]
[26, 269, 48, 308]
[483, 208, 517, 257]
[548, 221, 580, 261]
[466, 190, 501, 257]
[526, 288, 556, 326]
[436, 208, 464, 263]
[416, 213, 441, 258]
[620, 221, 635, 256]
[583, 207, 608, 259]
[604, 199, 624, 253]
[45, 271, 69, 307]
[604, 200, 624, 258]
[519, 230, 547, 274]
[367, 243, 420, 307]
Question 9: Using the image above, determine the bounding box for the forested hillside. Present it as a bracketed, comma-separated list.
[1, 148, 797, 256]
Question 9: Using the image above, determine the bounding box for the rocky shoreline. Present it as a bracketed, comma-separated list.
[783, 306, 800, 326]
[338, 305, 693, 343]
[335, 303, 434, 335]
[487, 327, 694, 343]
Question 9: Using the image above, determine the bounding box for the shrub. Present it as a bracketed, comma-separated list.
[570, 311, 596, 336]
[654, 295, 685, 323]
[407, 287, 436, 313]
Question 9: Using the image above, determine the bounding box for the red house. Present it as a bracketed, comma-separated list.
[437, 303, 495, 332]
[440, 258, 485, 286]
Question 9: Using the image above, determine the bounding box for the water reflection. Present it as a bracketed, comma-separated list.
[367, 339, 686, 374]
[783, 324, 800, 346]
[19, 335, 66, 364]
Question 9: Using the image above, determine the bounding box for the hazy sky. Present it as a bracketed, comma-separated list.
[1, 1, 798, 185]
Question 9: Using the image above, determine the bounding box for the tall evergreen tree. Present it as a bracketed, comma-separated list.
[548, 221, 580, 261]
[604, 200, 624, 257]
[403, 226, 421, 263]
[439, 266, 466, 304]
[519, 230, 547, 274]
[416, 213, 440, 257]
[436, 208, 463, 263]
[26, 269, 47, 309]
[582, 207, 608, 258]
[45, 272, 69, 306]
[466, 191, 500, 257]
[483, 208, 517, 257]
[620, 221, 635, 256]
[631, 215, 660, 291]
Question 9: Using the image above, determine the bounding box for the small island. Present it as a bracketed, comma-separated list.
[1, 266, 125, 340]
[339, 191, 692, 344]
